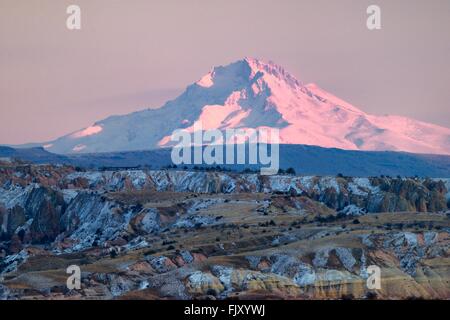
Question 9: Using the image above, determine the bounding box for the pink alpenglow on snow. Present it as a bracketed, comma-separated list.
[72, 144, 87, 152]
[37, 58, 450, 155]
[70, 125, 103, 139]
[196, 71, 215, 88]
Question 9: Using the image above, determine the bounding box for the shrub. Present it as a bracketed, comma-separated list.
[109, 249, 118, 259]
[366, 291, 378, 300]
[286, 167, 296, 175]
[206, 289, 217, 297]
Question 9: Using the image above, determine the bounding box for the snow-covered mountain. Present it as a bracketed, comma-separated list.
[38, 57, 450, 155]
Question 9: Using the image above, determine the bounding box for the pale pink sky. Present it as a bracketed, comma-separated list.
[1, 0, 449, 144]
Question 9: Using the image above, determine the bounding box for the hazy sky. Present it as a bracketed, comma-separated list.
[1, 0, 449, 144]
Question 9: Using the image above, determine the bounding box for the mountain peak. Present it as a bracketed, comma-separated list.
[243, 57, 300, 83]
[196, 58, 302, 90]
[242, 57, 303, 89]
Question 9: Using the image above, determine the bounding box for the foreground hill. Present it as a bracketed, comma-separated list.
[0, 162, 449, 299]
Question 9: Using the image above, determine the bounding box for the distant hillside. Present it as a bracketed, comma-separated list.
[2, 144, 450, 177]
[0, 146, 69, 163]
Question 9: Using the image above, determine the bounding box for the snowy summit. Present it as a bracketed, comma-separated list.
[38, 57, 450, 155]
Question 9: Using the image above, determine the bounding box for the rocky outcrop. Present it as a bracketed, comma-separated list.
[0, 184, 66, 251]
[2, 163, 448, 214]
[0, 165, 448, 253]
[59, 170, 450, 214]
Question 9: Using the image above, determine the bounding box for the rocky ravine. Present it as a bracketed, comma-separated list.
[0, 160, 449, 300]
